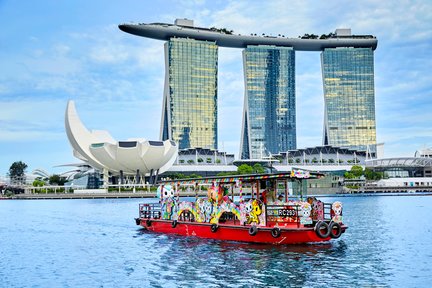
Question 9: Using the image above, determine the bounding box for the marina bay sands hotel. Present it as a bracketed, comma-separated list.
[119, 19, 378, 159]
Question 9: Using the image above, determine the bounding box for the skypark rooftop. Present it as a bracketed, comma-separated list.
[119, 19, 378, 51]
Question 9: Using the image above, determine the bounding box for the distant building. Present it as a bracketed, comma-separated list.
[366, 157, 432, 178]
[161, 37, 218, 150]
[163, 148, 236, 177]
[322, 45, 376, 154]
[175, 148, 235, 165]
[415, 148, 432, 158]
[240, 46, 296, 159]
[277, 145, 368, 165]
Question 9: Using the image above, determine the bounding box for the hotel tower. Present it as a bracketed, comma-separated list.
[119, 20, 378, 158]
[321, 44, 376, 153]
[161, 36, 218, 150]
[240, 46, 296, 159]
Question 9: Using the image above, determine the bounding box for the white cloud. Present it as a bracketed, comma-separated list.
[89, 45, 129, 64]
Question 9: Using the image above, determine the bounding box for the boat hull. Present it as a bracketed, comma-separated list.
[136, 218, 347, 245]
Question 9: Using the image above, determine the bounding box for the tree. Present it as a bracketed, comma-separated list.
[8, 161, 28, 184]
[217, 171, 237, 176]
[166, 173, 186, 180]
[33, 179, 45, 187]
[237, 164, 253, 174]
[344, 165, 367, 180]
[49, 174, 67, 185]
[253, 163, 265, 174]
[344, 172, 355, 179]
[364, 168, 383, 180]
[350, 165, 364, 178]
[188, 173, 202, 179]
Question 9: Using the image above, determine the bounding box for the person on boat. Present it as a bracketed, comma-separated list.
[277, 194, 284, 203]
[260, 190, 268, 204]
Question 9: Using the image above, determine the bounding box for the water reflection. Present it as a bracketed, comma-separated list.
[133, 231, 351, 287]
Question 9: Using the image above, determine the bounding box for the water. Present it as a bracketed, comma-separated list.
[1, 196, 431, 287]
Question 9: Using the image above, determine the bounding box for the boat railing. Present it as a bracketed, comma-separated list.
[139, 203, 161, 219]
[323, 203, 333, 221]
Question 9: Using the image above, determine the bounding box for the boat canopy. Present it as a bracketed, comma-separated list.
[159, 170, 324, 185]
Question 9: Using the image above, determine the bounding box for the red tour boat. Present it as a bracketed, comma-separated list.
[135, 171, 347, 244]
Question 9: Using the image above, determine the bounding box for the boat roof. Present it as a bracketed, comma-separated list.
[159, 170, 324, 185]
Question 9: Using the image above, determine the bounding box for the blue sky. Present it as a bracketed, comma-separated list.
[0, 0, 431, 176]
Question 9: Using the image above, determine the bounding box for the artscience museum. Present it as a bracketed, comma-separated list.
[65, 100, 178, 184]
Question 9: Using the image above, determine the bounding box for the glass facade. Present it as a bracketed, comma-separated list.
[322, 47, 376, 152]
[240, 45, 296, 159]
[161, 38, 218, 150]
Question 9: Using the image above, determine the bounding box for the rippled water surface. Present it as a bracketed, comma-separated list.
[1, 196, 431, 287]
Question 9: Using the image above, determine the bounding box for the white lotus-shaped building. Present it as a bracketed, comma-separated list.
[65, 100, 178, 176]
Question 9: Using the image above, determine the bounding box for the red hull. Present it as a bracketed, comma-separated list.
[137, 219, 347, 245]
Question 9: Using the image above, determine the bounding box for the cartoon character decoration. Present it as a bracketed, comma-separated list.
[239, 199, 265, 225]
[157, 185, 177, 220]
[207, 185, 230, 204]
[157, 184, 175, 200]
[331, 201, 343, 223]
[195, 198, 214, 222]
[212, 201, 241, 224]
[311, 199, 324, 221]
[299, 202, 312, 225]
[249, 200, 263, 224]
[177, 201, 199, 222]
[207, 185, 222, 203]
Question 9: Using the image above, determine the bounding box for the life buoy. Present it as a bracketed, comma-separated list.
[210, 224, 218, 233]
[314, 221, 331, 238]
[146, 219, 152, 227]
[171, 220, 178, 228]
[271, 227, 281, 238]
[249, 225, 258, 236]
[329, 222, 342, 238]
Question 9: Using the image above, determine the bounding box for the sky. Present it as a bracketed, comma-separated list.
[0, 0, 431, 176]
